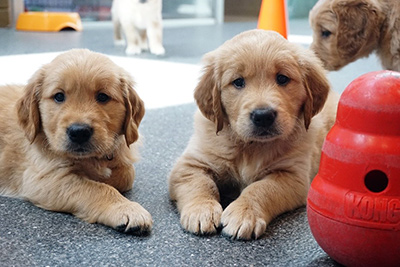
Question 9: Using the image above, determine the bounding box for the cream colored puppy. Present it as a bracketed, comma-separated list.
[168, 30, 338, 240]
[0, 49, 152, 234]
[112, 0, 165, 55]
[309, 0, 400, 71]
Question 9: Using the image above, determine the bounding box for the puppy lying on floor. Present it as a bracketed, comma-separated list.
[0, 49, 152, 234]
[309, 0, 400, 71]
[168, 30, 339, 240]
[112, 0, 165, 56]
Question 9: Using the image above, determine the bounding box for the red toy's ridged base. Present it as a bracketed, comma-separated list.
[307, 203, 400, 267]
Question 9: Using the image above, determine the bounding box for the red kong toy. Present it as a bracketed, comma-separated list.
[307, 70, 400, 267]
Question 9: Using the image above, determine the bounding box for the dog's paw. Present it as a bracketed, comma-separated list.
[150, 45, 165, 56]
[221, 200, 267, 240]
[100, 201, 153, 235]
[125, 46, 142, 55]
[180, 200, 222, 235]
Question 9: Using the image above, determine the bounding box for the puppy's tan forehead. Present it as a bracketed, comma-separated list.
[43, 53, 123, 100]
[312, 11, 336, 30]
[52, 54, 116, 79]
[310, 0, 336, 27]
[216, 37, 301, 85]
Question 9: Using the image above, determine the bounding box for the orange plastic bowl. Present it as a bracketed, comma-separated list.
[16, 12, 82, 32]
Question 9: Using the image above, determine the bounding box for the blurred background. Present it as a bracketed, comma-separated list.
[0, 0, 382, 103]
[2, 0, 318, 27]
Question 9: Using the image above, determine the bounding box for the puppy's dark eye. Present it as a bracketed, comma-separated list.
[96, 93, 110, 103]
[276, 74, 290, 86]
[232, 77, 245, 89]
[54, 92, 65, 103]
[321, 30, 332, 38]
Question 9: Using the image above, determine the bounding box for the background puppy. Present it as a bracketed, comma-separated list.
[168, 30, 338, 240]
[112, 0, 165, 56]
[0, 49, 152, 234]
[309, 0, 400, 71]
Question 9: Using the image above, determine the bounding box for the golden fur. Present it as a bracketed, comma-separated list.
[168, 30, 339, 240]
[309, 0, 400, 71]
[112, 0, 165, 55]
[0, 49, 152, 234]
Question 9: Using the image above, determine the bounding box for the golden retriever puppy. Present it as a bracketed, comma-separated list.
[0, 49, 152, 234]
[309, 0, 400, 71]
[168, 30, 339, 240]
[112, 0, 165, 56]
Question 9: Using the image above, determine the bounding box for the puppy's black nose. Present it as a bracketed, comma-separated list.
[250, 108, 277, 128]
[67, 123, 93, 144]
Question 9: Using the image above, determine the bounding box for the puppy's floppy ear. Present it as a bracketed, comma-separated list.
[121, 75, 145, 146]
[194, 56, 224, 133]
[300, 51, 330, 130]
[17, 67, 44, 143]
[332, 0, 382, 59]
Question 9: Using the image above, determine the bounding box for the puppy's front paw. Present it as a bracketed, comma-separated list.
[221, 200, 268, 240]
[126, 45, 142, 55]
[100, 201, 153, 235]
[150, 45, 165, 56]
[180, 200, 222, 235]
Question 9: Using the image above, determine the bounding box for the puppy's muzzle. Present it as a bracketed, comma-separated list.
[250, 108, 277, 128]
[67, 123, 93, 145]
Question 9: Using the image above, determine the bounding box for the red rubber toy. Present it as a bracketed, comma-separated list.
[307, 70, 400, 267]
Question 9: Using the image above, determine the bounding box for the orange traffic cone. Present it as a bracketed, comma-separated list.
[257, 0, 288, 39]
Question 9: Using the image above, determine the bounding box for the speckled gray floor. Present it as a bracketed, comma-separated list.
[0, 19, 382, 266]
[1, 103, 338, 267]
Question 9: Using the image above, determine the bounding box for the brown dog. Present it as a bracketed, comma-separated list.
[168, 30, 338, 240]
[309, 0, 400, 71]
[0, 49, 152, 234]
